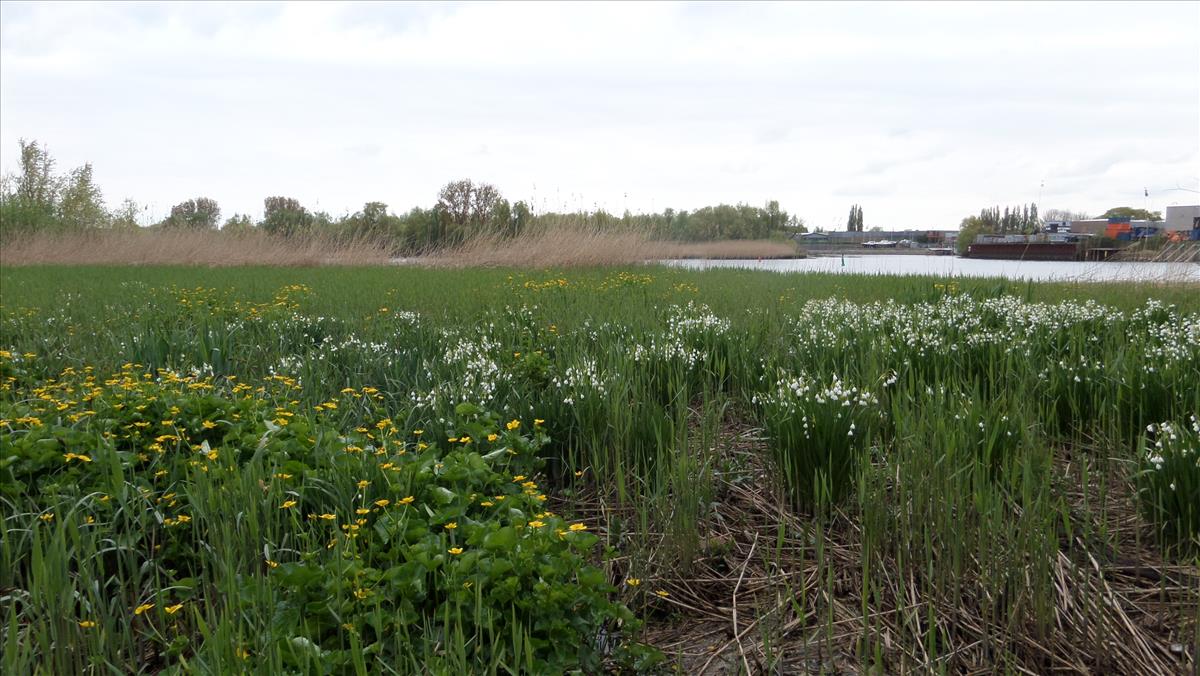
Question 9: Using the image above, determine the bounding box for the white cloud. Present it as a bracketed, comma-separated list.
[2, 0, 1197, 228]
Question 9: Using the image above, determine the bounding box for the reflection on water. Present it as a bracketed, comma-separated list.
[666, 255, 1199, 282]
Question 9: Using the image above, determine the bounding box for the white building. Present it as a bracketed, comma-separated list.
[1164, 205, 1200, 233]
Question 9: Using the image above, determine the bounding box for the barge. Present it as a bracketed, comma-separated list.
[965, 234, 1082, 261]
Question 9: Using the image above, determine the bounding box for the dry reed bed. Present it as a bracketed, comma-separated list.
[0, 230, 392, 267]
[2, 228, 800, 268]
[425, 227, 801, 267]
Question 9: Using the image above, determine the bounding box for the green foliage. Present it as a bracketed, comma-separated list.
[957, 203, 1041, 245]
[1138, 418, 1200, 551]
[0, 365, 637, 673]
[757, 372, 884, 508]
[847, 204, 863, 232]
[3, 139, 805, 252]
[956, 215, 985, 254]
[261, 196, 314, 237]
[57, 164, 108, 230]
[222, 213, 255, 233]
[2, 264, 1197, 673]
[162, 197, 221, 230]
[1101, 206, 1163, 221]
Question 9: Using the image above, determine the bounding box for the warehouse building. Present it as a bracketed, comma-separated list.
[1164, 205, 1200, 233]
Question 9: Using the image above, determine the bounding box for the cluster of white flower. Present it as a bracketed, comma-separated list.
[552, 358, 608, 405]
[780, 296, 1197, 387]
[629, 303, 729, 369]
[415, 334, 504, 409]
[1144, 416, 1200, 487]
[754, 372, 880, 420]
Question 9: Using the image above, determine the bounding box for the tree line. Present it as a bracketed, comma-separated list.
[955, 203, 1168, 253]
[0, 139, 807, 252]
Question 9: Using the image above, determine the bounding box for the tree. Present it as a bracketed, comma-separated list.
[1100, 206, 1162, 221]
[436, 179, 504, 227]
[957, 215, 986, 254]
[511, 200, 532, 236]
[222, 214, 254, 233]
[765, 200, 788, 232]
[1044, 208, 1089, 222]
[163, 197, 220, 230]
[341, 201, 402, 242]
[490, 198, 512, 234]
[14, 139, 58, 209]
[110, 198, 146, 230]
[261, 196, 312, 237]
[1, 139, 60, 233]
[847, 204, 863, 232]
[58, 163, 108, 230]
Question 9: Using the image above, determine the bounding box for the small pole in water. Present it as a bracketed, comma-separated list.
[841, 253, 845, 267]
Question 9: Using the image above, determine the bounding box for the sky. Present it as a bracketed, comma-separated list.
[1, 1, 1198, 231]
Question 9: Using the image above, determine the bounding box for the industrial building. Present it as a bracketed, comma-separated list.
[1164, 205, 1200, 233]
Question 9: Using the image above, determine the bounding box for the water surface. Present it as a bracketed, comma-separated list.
[667, 254, 1199, 282]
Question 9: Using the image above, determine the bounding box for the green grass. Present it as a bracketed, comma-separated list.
[2, 265, 1197, 673]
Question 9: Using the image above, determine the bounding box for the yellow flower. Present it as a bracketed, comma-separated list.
[506, 419, 520, 431]
[459, 436, 471, 444]
[319, 513, 336, 521]
[275, 473, 293, 480]
[134, 603, 154, 616]
[527, 520, 545, 528]
[655, 590, 670, 598]
[165, 603, 184, 615]
[78, 620, 97, 628]
[266, 559, 279, 568]
[355, 508, 371, 515]
[353, 588, 370, 600]
[487, 433, 498, 442]
[626, 578, 641, 587]
[574, 470, 585, 477]
[479, 501, 494, 507]
[374, 499, 390, 508]
[201, 420, 217, 429]
[413, 429, 424, 436]
[447, 437, 458, 443]
[398, 496, 414, 505]
[39, 513, 54, 522]
[356, 479, 369, 489]
[444, 522, 457, 530]
[448, 547, 464, 555]
[512, 475, 526, 482]
[534, 419, 544, 426]
[568, 523, 587, 532]
[280, 500, 297, 509]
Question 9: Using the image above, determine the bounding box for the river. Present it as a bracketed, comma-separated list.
[666, 254, 1199, 282]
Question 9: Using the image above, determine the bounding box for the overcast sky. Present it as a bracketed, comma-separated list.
[2, 1, 1197, 230]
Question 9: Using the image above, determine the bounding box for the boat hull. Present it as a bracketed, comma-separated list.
[965, 242, 1079, 261]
